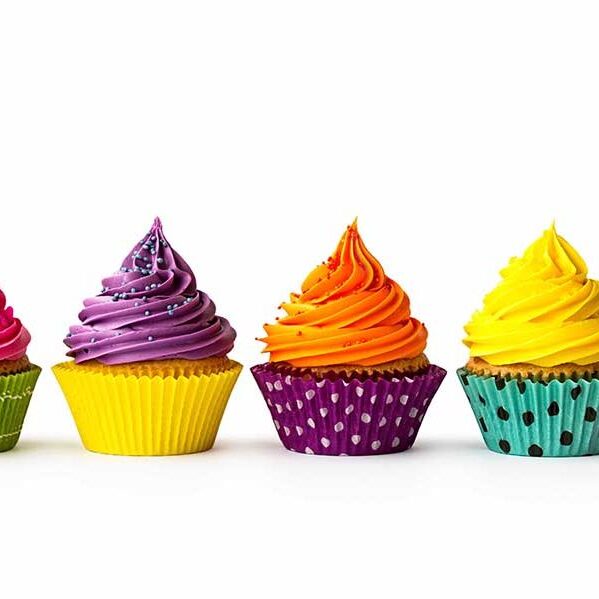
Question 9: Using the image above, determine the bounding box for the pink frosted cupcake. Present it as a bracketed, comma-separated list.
[0, 290, 41, 452]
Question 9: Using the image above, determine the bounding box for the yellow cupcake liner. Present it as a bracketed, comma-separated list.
[52, 359, 242, 456]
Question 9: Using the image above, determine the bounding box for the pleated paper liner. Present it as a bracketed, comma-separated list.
[0, 366, 41, 452]
[457, 368, 599, 457]
[53, 359, 242, 456]
[252, 363, 446, 456]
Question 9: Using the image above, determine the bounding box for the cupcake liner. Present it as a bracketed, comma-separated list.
[0, 366, 41, 452]
[53, 360, 242, 456]
[457, 368, 599, 457]
[252, 363, 446, 456]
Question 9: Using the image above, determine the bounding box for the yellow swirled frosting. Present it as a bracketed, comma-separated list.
[464, 224, 599, 367]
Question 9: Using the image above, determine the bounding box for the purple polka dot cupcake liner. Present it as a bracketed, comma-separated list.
[251, 363, 446, 456]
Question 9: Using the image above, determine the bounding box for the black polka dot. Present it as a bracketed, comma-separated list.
[517, 380, 527, 394]
[478, 394, 486, 406]
[547, 402, 560, 416]
[499, 439, 511, 453]
[522, 411, 535, 427]
[497, 407, 510, 421]
[479, 417, 488, 433]
[528, 444, 543, 457]
[585, 407, 597, 422]
[460, 373, 469, 386]
[571, 386, 582, 400]
[495, 378, 506, 391]
[560, 431, 573, 446]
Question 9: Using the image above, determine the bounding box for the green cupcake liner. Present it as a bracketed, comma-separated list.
[0, 366, 41, 452]
[457, 368, 599, 457]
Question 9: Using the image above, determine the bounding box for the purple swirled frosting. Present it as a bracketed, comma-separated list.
[64, 217, 236, 365]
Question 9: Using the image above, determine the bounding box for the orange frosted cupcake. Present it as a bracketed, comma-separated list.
[252, 220, 446, 456]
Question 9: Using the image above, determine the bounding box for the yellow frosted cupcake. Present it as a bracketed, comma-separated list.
[458, 224, 599, 457]
[53, 218, 242, 456]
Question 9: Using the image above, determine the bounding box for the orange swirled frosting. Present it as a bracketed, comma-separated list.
[260, 220, 428, 367]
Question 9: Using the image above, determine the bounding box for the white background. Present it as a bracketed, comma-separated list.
[1, 1, 598, 597]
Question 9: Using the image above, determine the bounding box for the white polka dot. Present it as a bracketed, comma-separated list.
[345, 404, 354, 415]
[319, 408, 328, 418]
[351, 434, 361, 445]
[395, 417, 402, 426]
[339, 453, 348, 456]
[320, 437, 331, 448]
[423, 397, 430, 406]
[275, 404, 283, 414]
[379, 417, 387, 427]
[296, 400, 304, 409]
[274, 420, 280, 430]
[285, 375, 292, 385]
[370, 395, 378, 405]
[391, 377, 400, 383]
[418, 414, 424, 422]
[371, 440, 381, 451]
[386, 394, 394, 404]
[400, 394, 409, 405]
[307, 418, 316, 429]
[266, 382, 273, 392]
[274, 381, 283, 391]
[392, 437, 400, 448]
[266, 398, 273, 407]
[285, 402, 292, 411]
[355, 387, 364, 397]
[361, 413, 371, 424]
[342, 380, 350, 387]
[296, 426, 304, 436]
[409, 407, 419, 418]
[305, 390, 316, 400]
[305, 447, 314, 454]
[404, 377, 414, 384]
[283, 426, 290, 436]
[334, 422, 344, 432]
[409, 427, 415, 437]
[331, 393, 340, 403]
[316, 380, 326, 388]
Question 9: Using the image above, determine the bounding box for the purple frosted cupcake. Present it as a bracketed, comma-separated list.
[252, 220, 446, 456]
[53, 217, 242, 456]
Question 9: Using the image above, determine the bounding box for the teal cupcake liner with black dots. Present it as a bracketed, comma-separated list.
[457, 368, 599, 457]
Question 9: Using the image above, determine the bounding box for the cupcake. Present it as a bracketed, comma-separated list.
[53, 217, 241, 456]
[252, 220, 446, 456]
[458, 223, 599, 457]
[0, 290, 41, 452]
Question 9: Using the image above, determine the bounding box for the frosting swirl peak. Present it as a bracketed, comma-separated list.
[0, 291, 31, 361]
[464, 223, 599, 367]
[261, 220, 428, 367]
[65, 218, 236, 365]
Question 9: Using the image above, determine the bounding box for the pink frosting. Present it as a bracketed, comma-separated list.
[0, 291, 31, 361]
